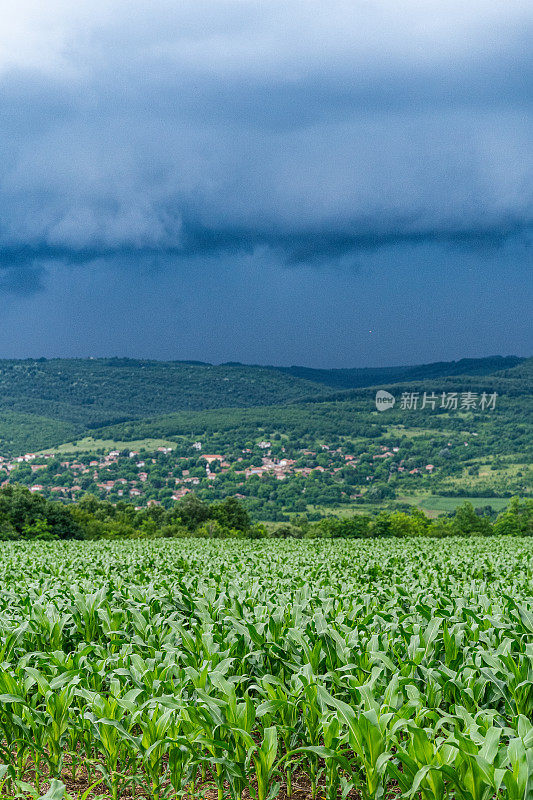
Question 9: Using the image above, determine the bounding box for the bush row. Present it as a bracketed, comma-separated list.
[0, 484, 531, 540]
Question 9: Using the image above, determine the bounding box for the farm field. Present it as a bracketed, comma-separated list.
[1, 538, 533, 799]
[35, 438, 178, 456]
[305, 495, 511, 519]
[416, 495, 511, 514]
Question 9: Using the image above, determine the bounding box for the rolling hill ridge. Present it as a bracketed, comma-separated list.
[0, 355, 528, 455]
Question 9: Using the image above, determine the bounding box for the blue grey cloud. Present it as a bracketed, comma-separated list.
[0, 1, 532, 295]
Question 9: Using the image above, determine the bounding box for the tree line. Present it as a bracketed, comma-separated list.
[0, 485, 531, 541]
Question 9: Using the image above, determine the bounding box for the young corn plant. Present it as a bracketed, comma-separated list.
[318, 685, 396, 800]
[502, 715, 533, 800]
[184, 697, 234, 800]
[255, 675, 301, 798]
[211, 673, 256, 800]
[82, 689, 140, 800]
[385, 722, 458, 800]
[43, 685, 77, 777]
[246, 726, 280, 800]
[0, 665, 38, 780]
[134, 702, 176, 800]
[286, 712, 353, 800]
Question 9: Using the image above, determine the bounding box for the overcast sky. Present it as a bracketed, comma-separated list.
[0, 1, 531, 367]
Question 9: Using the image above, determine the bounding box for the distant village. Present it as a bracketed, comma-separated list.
[0, 434, 443, 513]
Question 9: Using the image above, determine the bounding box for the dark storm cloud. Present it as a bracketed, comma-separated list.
[0, 1, 532, 294]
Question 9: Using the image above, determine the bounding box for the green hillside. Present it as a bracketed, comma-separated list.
[275, 355, 523, 389]
[0, 355, 529, 457]
[0, 359, 329, 453]
[93, 378, 531, 457]
[0, 354, 529, 518]
[0, 359, 329, 421]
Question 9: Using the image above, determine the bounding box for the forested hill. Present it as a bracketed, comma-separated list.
[275, 355, 524, 389]
[0, 359, 328, 454]
[0, 355, 528, 456]
[0, 359, 330, 423]
[92, 357, 533, 448]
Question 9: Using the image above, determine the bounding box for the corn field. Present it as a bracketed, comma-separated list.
[0, 537, 533, 800]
